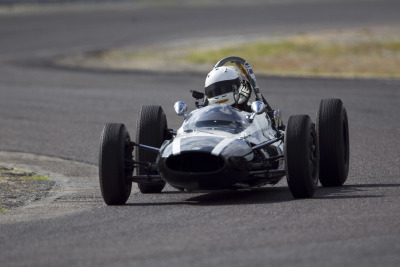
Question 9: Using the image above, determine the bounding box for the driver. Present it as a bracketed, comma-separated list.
[204, 66, 252, 112]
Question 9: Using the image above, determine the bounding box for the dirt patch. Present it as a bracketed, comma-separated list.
[0, 166, 55, 212]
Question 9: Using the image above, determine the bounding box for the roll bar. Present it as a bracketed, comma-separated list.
[215, 56, 263, 102]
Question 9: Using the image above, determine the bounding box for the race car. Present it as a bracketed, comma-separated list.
[98, 56, 349, 205]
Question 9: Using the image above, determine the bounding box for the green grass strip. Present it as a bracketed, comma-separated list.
[185, 35, 400, 78]
[22, 175, 51, 181]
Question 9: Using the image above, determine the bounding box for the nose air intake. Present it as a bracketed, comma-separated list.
[166, 152, 224, 173]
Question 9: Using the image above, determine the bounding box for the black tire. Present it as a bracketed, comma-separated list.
[317, 99, 349, 186]
[136, 105, 167, 193]
[285, 115, 319, 198]
[99, 123, 133, 205]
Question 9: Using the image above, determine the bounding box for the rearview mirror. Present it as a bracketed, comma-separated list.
[247, 101, 265, 123]
[251, 101, 265, 114]
[174, 101, 188, 119]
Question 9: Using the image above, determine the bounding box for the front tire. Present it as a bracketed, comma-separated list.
[99, 123, 133, 205]
[136, 105, 167, 193]
[285, 115, 319, 198]
[317, 99, 349, 186]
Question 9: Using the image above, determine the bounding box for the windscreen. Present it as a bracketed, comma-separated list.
[183, 105, 249, 134]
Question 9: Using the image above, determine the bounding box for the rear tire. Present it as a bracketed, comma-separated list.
[99, 123, 133, 205]
[285, 115, 319, 198]
[317, 99, 349, 186]
[136, 105, 167, 193]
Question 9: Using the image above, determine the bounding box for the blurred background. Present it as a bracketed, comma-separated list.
[1, 0, 399, 163]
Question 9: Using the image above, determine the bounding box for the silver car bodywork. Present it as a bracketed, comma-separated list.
[157, 105, 285, 190]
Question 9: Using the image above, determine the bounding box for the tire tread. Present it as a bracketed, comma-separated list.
[317, 99, 349, 186]
[99, 123, 132, 205]
[285, 115, 318, 198]
[135, 105, 167, 193]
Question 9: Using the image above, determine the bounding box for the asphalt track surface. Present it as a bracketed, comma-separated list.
[0, 1, 400, 266]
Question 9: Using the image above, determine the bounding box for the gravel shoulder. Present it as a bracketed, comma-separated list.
[0, 151, 123, 223]
[0, 166, 55, 212]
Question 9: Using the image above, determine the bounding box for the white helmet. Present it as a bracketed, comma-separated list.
[205, 66, 250, 106]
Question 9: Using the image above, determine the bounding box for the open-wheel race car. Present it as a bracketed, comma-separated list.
[99, 56, 349, 205]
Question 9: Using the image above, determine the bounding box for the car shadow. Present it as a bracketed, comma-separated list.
[182, 187, 294, 206]
[312, 183, 399, 199]
[125, 187, 292, 207]
[125, 183, 398, 207]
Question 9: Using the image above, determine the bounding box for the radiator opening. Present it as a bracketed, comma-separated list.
[166, 152, 224, 173]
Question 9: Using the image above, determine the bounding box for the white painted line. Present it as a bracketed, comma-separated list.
[172, 137, 181, 155]
[211, 137, 237, 156]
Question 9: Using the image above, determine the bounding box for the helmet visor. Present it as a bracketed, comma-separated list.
[205, 78, 241, 98]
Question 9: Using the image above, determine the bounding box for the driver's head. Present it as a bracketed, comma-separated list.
[205, 66, 250, 106]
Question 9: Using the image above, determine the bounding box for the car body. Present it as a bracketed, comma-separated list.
[157, 104, 284, 190]
[98, 56, 349, 205]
